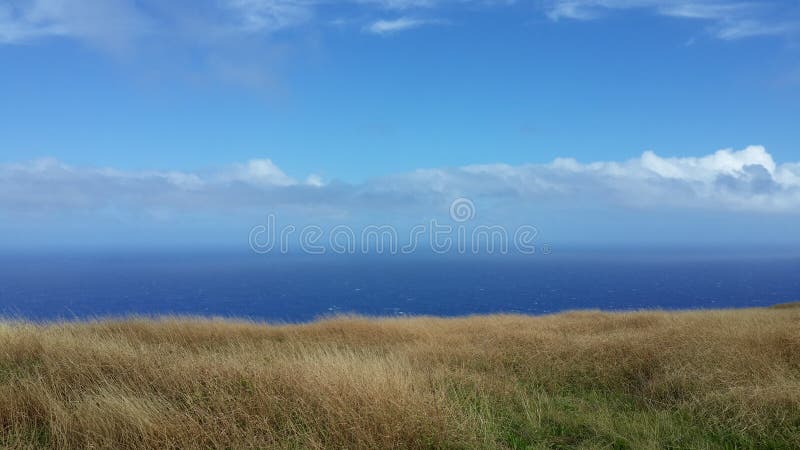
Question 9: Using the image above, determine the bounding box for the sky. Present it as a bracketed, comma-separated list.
[1, 0, 799, 249]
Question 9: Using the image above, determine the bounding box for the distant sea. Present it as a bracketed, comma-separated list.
[1, 251, 798, 322]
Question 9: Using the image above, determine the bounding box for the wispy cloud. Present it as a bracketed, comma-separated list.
[543, 0, 799, 40]
[0, 0, 150, 50]
[223, 0, 314, 33]
[356, 0, 440, 9]
[712, 19, 797, 40]
[0, 0, 317, 48]
[4, 0, 794, 48]
[1, 0, 796, 94]
[365, 16, 438, 34]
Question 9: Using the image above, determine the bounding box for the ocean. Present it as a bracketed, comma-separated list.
[1, 251, 798, 322]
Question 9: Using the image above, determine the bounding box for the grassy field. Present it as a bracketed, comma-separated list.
[1, 306, 799, 449]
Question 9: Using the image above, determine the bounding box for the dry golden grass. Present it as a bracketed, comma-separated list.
[1, 307, 799, 448]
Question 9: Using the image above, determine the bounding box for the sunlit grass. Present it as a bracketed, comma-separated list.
[1, 306, 799, 448]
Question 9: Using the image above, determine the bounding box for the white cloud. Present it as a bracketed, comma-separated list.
[2, 146, 799, 217]
[305, 174, 325, 187]
[220, 159, 297, 186]
[638, 146, 777, 181]
[365, 17, 436, 34]
[536, 146, 799, 211]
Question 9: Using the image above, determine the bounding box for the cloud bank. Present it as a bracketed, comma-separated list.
[2, 146, 798, 220]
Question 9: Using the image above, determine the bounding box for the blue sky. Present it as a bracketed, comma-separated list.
[1, 0, 799, 248]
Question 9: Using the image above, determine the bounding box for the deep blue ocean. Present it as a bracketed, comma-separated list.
[1, 251, 798, 322]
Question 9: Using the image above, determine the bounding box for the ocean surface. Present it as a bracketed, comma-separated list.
[1, 251, 798, 322]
